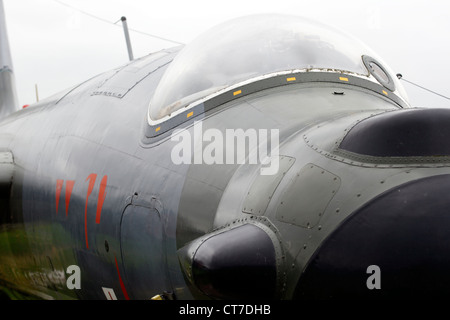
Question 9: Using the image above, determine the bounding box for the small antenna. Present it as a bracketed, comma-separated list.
[120, 16, 134, 61]
[35, 83, 39, 102]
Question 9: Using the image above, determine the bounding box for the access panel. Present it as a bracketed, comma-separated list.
[120, 199, 169, 299]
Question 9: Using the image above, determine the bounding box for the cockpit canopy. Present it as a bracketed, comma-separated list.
[148, 14, 407, 123]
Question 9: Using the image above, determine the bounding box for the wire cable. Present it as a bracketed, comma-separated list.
[397, 73, 450, 101]
[53, 0, 184, 45]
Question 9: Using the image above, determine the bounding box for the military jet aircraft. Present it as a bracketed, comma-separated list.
[1, 2, 450, 300]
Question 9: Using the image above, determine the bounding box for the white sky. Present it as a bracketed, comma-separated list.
[3, 0, 450, 108]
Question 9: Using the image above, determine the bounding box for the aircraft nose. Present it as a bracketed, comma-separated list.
[294, 174, 450, 299]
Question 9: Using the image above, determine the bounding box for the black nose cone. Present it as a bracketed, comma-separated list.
[295, 174, 450, 299]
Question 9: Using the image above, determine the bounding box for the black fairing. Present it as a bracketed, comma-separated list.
[295, 174, 450, 299]
[340, 108, 450, 157]
[192, 224, 277, 300]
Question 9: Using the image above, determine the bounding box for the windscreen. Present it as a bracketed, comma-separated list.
[149, 14, 406, 121]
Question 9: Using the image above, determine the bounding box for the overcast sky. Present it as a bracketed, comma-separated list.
[3, 0, 450, 109]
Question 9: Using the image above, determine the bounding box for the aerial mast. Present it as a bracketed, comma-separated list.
[120, 16, 134, 61]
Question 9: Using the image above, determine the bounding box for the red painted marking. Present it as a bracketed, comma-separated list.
[65, 180, 75, 217]
[108, 291, 113, 300]
[55, 180, 64, 214]
[84, 174, 97, 249]
[114, 256, 130, 300]
[96, 175, 108, 224]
